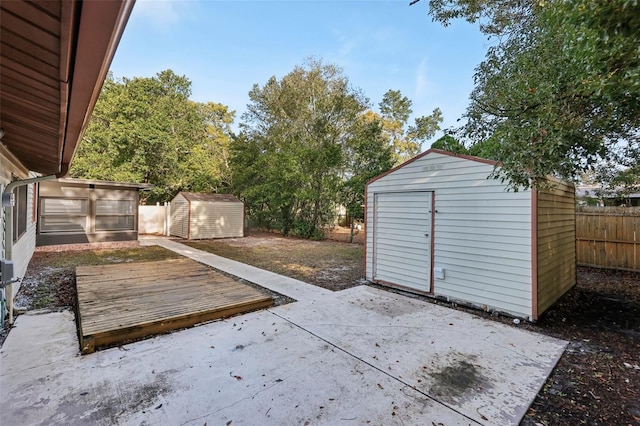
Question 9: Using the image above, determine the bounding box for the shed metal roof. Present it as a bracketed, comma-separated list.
[56, 178, 153, 190]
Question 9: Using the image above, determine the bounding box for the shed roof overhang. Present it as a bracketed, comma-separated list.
[0, 0, 135, 177]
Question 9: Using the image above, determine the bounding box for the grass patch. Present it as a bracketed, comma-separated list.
[185, 237, 364, 291]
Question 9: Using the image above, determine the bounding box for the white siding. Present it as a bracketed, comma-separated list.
[170, 195, 189, 238]
[367, 152, 533, 318]
[1, 148, 37, 298]
[373, 191, 432, 292]
[189, 201, 243, 239]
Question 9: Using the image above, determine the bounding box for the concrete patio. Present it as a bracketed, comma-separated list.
[0, 239, 567, 425]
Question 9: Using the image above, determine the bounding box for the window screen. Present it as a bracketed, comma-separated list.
[13, 184, 28, 242]
[40, 198, 88, 233]
[95, 200, 135, 231]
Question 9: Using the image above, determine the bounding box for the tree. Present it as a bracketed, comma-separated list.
[232, 59, 368, 239]
[341, 111, 394, 241]
[421, 0, 640, 190]
[71, 70, 235, 203]
[378, 89, 443, 165]
[430, 134, 468, 154]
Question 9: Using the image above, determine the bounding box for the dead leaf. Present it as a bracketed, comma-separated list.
[226, 421, 232, 426]
[154, 403, 162, 410]
[377, 383, 384, 390]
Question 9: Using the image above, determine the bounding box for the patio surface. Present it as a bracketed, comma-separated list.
[0, 239, 567, 425]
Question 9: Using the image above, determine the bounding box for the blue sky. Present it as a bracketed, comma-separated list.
[109, 0, 490, 142]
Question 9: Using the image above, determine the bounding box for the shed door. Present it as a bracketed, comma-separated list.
[373, 191, 432, 293]
[170, 202, 188, 238]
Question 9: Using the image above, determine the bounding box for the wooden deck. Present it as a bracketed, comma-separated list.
[75, 258, 273, 354]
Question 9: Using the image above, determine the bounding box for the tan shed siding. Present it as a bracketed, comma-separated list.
[536, 182, 576, 316]
[189, 201, 244, 239]
[367, 152, 533, 317]
[170, 195, 189, 238]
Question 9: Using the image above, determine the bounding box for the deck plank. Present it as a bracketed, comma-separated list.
[76, 258, 273, 354]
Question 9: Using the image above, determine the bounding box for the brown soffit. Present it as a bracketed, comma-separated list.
[0, 0, 135, 176]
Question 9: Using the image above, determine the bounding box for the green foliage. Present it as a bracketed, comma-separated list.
[232, 59, 369, 239]
[424, 0, 640, 190]
[430, 134, 468, 154]
[341, 111, 394, 222]
[379, 89, 443, 164]
[70, 70, 235, 203]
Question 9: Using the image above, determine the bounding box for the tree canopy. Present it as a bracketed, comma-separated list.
[232, 59, 396, 239]
[70, 70, 235, 203]
[379, 89, 443, 165]
[422, 0, 640, 190]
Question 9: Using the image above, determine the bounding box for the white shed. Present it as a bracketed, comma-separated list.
[170, 192, 244, 239]
[365, 149, 576, 321]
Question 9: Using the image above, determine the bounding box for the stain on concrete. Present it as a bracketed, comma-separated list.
[428, 354, 486, 402]
[350, 295, 423, 318]
[48, 371, 174, 426]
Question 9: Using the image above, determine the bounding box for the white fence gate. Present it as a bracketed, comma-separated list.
[138, 203, 170, 235]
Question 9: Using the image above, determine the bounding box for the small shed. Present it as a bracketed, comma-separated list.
[37, 179, 152, 247]
[170, 192, 244, 240]
[365, 149, 576, 321]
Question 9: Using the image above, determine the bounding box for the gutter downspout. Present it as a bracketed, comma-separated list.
[3, 174, 59, 325]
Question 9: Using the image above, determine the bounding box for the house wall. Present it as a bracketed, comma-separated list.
[189, 201, 244, 239]
[536, 181, 576, 317]
[366, 151, 534, 318]
[37, 181, 140, 246]
[1, 146, 37, 297]
[170, 195, 189, 238]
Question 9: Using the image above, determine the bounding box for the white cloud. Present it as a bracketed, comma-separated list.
[415, 57, 431, 99]
[132, 0, 197, 29]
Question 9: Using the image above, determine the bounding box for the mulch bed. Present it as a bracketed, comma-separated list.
[518, 268, 640, 425]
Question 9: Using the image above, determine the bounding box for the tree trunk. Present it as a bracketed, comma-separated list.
[349, 217, 355, 243]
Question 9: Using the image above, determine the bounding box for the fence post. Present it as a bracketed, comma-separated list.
[165, 202, 170, 236]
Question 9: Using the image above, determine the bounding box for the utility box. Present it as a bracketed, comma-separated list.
[1, 259, 15, 286]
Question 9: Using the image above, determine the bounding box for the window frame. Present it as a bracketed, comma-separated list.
[12, 184, 28, 243]
[39, 197, 89, 234]
[94, 199, 136, 232]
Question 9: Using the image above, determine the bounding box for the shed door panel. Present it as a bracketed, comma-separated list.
[373, 191, 432, 293]
[170, 202, 188, 238]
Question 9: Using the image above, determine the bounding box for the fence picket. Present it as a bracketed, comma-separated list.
[576, 206, 640, 271]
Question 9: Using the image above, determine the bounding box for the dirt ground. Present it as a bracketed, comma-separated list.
[4, 231, 640, 425]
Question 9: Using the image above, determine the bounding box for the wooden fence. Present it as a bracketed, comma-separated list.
[576, 206, 640, 271]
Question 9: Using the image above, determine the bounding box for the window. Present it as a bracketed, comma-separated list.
[40, 198, 88, 233]
[95, 200, 135, 231]
[12, 184, 28, 242]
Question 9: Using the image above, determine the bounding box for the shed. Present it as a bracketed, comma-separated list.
[365, 149, 576, 321]
[37, 179, 152, 247]
[170, 192, 244, 239]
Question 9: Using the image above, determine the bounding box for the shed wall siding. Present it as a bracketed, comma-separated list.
[367, 152, 533, 317]
[170, 195, 189, 238]
[536, 182, 576, 316]
[189, 201, 243, 239]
